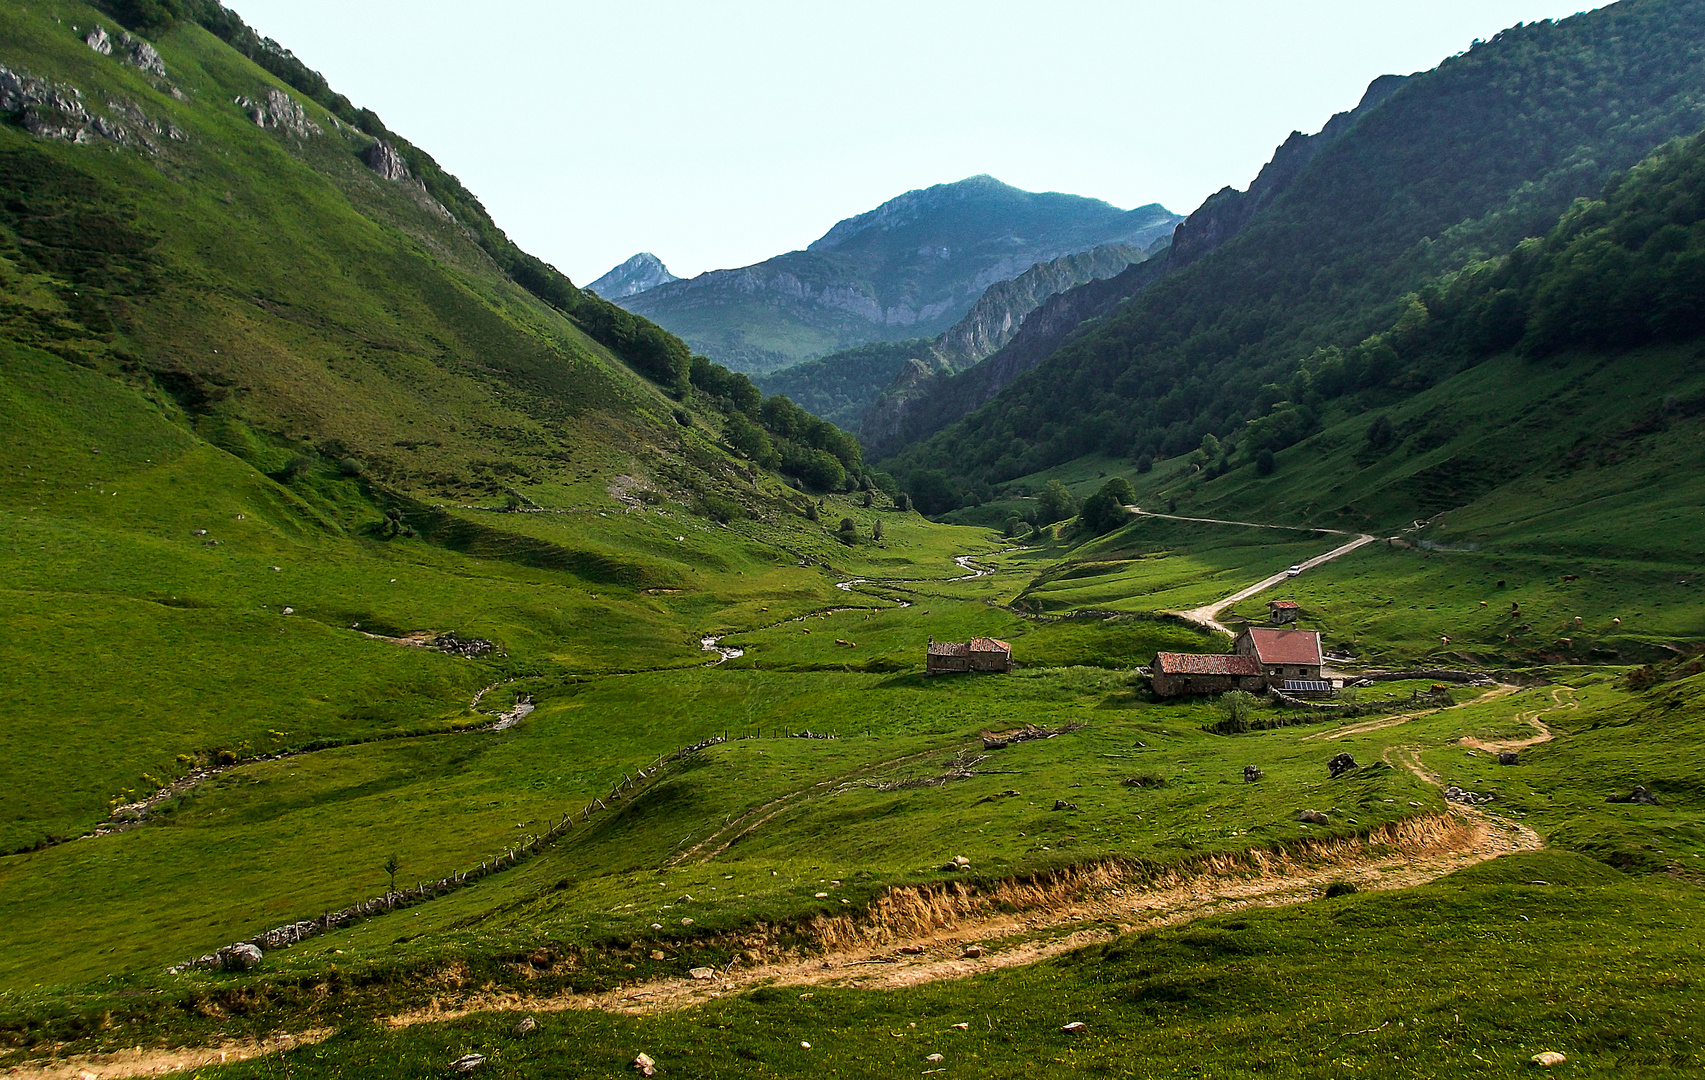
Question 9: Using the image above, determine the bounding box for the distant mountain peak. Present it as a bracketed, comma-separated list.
[588, 252, 679, 299]
[810, 175, 1100, 253]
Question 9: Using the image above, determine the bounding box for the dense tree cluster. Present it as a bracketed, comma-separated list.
[687, 357, 867, 493]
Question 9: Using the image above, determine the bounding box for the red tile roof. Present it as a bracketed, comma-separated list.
[968, 637, 1011, 653]
[1154, 652, 1263, 676]
[1269, 601, 1300, 610]
[1242, 627, 1323, 666]
[928, 641, 970, 657]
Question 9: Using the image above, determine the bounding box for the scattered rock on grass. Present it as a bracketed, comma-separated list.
[962, 945, 983, 959]
[689, 967, 715, 981]
[1499, 751, 1521, 766]
[1061, 1022, 1087, 1034]
[1608, 786, 1659, 805]
[633, 1052, 658, 1077]
[1298, 810, 1330, 825]
[926, 1053, 945, 1062]
[1327, 753, 1358, 779]
[451, 1054, 485, 1073]
[1053, 800, 1078, 811]
[514, 1016, 537, 1035]
[1244, 765, 1263, 783]
[1531, 1051, 1567, 1067]
[1445, 785, 1494, 805]
[218, 943, 262, 972]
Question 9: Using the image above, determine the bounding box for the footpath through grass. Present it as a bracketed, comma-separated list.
[185, 851, 1705, 1079]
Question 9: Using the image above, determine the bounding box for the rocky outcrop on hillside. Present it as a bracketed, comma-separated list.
[83, 25, 168, 78]
[236, 88, 322, 138]
[363, 139, 410, 180]
[858, 355, 954, 450]
[588, 252, 680, 299]
[859, 240, 1169, 453]
[0, 64, 185, 148]
[931, 243, 1147, 370]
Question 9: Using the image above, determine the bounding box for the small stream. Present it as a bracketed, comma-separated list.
[701, 636, 746, 664]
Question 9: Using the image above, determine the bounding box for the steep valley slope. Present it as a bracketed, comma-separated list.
[887, 0, 1705, 491]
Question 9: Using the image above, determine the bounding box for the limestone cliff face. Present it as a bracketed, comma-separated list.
[930, 243, 1147, 369]
[587, 253, 679, 299]
[621, 176, 1181, 374]
[858, 240, 1166, 451]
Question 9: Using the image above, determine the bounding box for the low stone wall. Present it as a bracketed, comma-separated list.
[169, 735, 732, 974]
[1359, 668, 1497, 685]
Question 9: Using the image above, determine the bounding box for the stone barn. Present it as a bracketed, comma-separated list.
[968, 637, 1014, 673]
[1151, 652, 1266, 698]
[1268, 600, 1300, 625]
[926, 637, 1013, 675]
[925, 640, 970, 675]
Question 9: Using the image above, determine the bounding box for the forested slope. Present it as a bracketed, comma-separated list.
[887, 0, 1705, 490]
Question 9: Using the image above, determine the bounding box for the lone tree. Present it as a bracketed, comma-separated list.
[1037, 479, 1077, 524]
[1366, 414, 1395, 450]
[805, 501, 819, 522]
[872, 519, 884, 541]
[862, 489, 874, 508]
[838, 517, 856, 539]
[1218, 690, 1260, 733]
[895, 492, 912, 512]
[1256, 448, 1277, 475]
[383, 853, 400, 904]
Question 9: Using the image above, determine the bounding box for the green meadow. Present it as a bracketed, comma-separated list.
[1, 3, 1703, 1076]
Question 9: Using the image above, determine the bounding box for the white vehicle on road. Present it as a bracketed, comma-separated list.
[1287, 564, 1303, 577]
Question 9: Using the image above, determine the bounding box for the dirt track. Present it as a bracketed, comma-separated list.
[386, 811, 1537, 1026]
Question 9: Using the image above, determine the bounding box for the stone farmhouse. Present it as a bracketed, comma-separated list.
[926, 637, 1013, 676]
[1151, 626, 1325, 698]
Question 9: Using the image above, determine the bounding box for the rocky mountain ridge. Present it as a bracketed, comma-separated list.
[619, 176, 1181, 373]
[857, 240, 1168, 450]
[757, 240, 1167, 440]
[589, 252, 679, 299]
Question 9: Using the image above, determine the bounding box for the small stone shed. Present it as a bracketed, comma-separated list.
[926, 637, 1013, 676]
[1268, 600, 1300, 625]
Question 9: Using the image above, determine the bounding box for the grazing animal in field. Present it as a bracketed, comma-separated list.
[1613, 617, 1622, 627]
[1480, 601, 1489, 607]
[1563, 574, 1580, 583]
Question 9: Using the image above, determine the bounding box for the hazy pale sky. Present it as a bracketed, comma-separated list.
[229, 1, 1603, 284]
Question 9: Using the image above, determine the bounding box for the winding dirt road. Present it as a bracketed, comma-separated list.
[1124, 507, 1379, 635]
